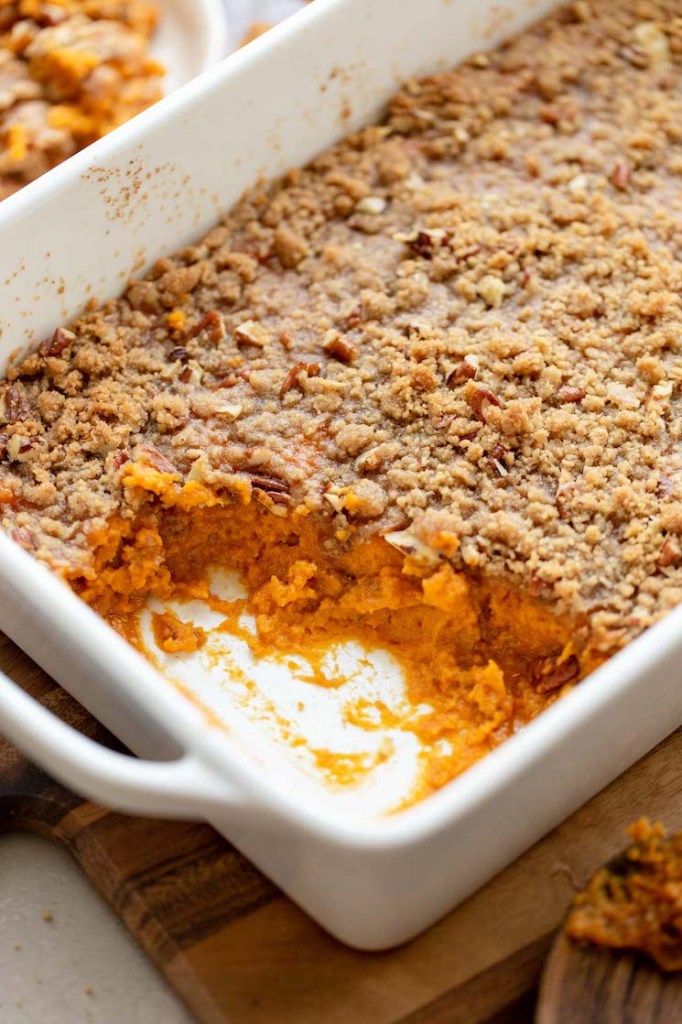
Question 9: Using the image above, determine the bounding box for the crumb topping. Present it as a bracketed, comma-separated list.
[1, 0, 682, 655]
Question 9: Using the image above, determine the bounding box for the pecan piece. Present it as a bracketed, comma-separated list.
[211, 373, 239, 390]
[323, 334, 358, 364]
[1, 387, 31, 424]
[279, 362, 321, 398]
[345, 306, 362, 330]
[659, 537, 681, 568]
[111, 450, 130, 471]
[447, 354, 479, 387]
[11, 527, 34, 550]
[41, 327, 75, 358]
[533, 654, 580, 694]
[247, 472, 291, 495]
[556, 385, 585, 404]
[133, 445, 178, 476]
[405, 228, 450, 260]
[467, 384, 501, 422]
[254, 490, 291, 517]
[489, 441, 509, 476]
[618, 44, 649, 68]
[188, 310, 227, 344]
[609, 159, 631, 191]
[7, 434, 41, 461]
[234, 320, 269, 348]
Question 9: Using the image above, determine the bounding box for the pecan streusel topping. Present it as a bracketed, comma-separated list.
[1, 0, 681, 657]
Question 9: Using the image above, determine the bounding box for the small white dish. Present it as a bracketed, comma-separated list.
[152, 0, 230, 90]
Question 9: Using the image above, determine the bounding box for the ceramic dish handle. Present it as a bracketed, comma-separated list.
[0, 670, 242, 818]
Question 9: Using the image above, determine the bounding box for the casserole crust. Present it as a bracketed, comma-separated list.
[0, 0, 680, 797]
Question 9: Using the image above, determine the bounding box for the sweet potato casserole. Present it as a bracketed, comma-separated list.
[567, 819, 682, 971]
[0, 0, 163, 199]
[1, 0, 681, 799]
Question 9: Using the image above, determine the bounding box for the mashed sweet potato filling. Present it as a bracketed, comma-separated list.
[67, 466, 599, 798]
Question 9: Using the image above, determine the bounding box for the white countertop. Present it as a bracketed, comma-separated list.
[0, 834, 193, 1024]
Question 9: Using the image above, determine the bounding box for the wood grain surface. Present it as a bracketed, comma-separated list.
[537, 932, 682, 1024]
[1, 629, 682, 1024]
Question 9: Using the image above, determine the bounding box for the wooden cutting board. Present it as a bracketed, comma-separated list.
[2, 629, 682, 1024]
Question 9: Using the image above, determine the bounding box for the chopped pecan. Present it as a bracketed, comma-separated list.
[356, 195, 387, 214]
[7, 434, 41, 461]
[0, 433, 8, 459]
[489, 441, 509, 476]
[188, 310, 227, 344]
[406, 229, 450, 260]
[234, 320, 269, 348]
[254, 490, 291, 517]
[279, 362, 321, 398]
[533, 654, 580, 693]
[467, 384, 501, 422]
[246, 472, 291, 495]
[384, 529, 442, 567]
[1, 387, 31, 424]
[41, 327, 75, 358]
[345, 306, 362, 330]
[659, 537, 681, 568]
[556, 385, 585, 404]
[133, 445, 178, 476]
[279, 330, 295, 350]
[609, 159, 631, 191]
[215, 403, 243, 421]
[178, 366, 192, 384]
[211, 373, 239, 390]
[111, 450, 130, 471]
[323, 334, 358, 364]
[447, 355, 479, 387]
[11, 527, 34, 550]
[619, 44, 649, 67]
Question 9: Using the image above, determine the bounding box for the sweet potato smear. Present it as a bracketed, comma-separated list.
[567, 820, 682, 972]
[70, 471, 600, 799]
[151, 608, 206, 654]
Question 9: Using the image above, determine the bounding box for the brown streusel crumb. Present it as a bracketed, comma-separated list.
[1, 0, 681, 662]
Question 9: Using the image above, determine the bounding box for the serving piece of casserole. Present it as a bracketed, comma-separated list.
[1, 0, 680, 804]
[0, 0, 163, 199]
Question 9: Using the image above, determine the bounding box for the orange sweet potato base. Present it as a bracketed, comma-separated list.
[69, 470, 599, 803]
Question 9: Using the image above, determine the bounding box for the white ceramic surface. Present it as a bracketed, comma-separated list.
[0, 0, 680, 951]
[155, 0, 230, 88]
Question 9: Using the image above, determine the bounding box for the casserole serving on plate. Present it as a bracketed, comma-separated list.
[0, 0, 228, 198]
[0, 0, 680, 950]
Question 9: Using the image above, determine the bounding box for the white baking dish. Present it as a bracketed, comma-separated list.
[0, 0, 681, 951]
